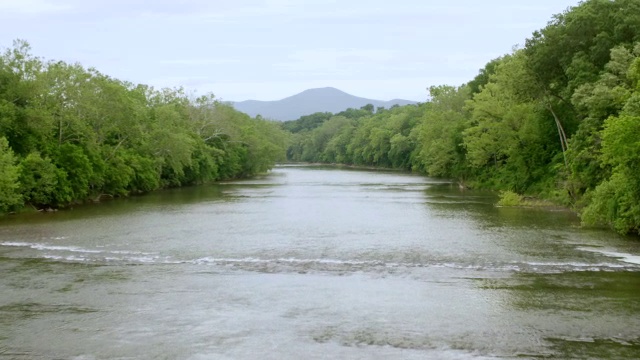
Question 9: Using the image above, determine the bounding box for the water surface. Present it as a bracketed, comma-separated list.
[1, 165, 639, 359]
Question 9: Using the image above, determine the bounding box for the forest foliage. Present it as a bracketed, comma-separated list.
[283, 0, 640, 235]
[0, 40, 288, 212]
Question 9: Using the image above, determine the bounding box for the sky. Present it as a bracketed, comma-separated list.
[0, 0, 581, 102]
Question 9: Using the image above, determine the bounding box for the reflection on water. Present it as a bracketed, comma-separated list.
[0, 165, 639, 359]
[478, 271, 640, 358]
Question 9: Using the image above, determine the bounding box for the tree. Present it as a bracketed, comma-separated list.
[567, 45, 638, 197]
[361, 103, 374, 114]
[0, 137, 21, 211]
[581, 114, 640, 234]
[18, 152, 60, 206]
[417, 85, 470, 180]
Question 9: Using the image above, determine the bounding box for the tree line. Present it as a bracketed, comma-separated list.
[284, 0, 640, 235]
[0, 40, 288, 212]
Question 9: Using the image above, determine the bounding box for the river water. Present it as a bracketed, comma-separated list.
[1, 165, 639, 359]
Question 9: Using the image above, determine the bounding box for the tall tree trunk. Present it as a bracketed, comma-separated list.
[545, 103, 569, 169]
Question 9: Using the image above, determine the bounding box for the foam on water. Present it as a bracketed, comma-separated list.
[1, 241, 154, 255]
[1, 241, 160, 264]
[578, 247, 640, 265]
[188, 256, 638, 274]
[3, 241, 639, 273]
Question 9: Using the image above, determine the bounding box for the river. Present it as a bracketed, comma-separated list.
[1, 165, 639, 359]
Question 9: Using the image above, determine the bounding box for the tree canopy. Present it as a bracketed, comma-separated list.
[0, 40, 288, 212]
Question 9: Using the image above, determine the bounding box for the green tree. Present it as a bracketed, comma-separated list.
[567, 45, 638, 197]
[0, 137, 22, 211]
[582, 114, 640, 234]
[416, 85, 470, 180]
[18, 152, 60, 206]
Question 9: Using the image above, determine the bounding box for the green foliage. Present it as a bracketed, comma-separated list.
[281, 112, 332, 133]
[417, 85, 469, 178]
[525, 0, 640, 97]
[464, 52, 559, 193]
[285, 104, 423, 169]
[466, 57, 503, 94]
[101, 153, 135, 196]
[582, 114, 640, 234]
[581, 170, 640, 235]
[51, 143, 94, 200]
[0, 40, 288, 212]
[497, 191, 524, 207]
[18, 152, 59, 206]
[0, 137, 22, 211]
[566, 44, 640, 199]
[124, 151, 160, 193]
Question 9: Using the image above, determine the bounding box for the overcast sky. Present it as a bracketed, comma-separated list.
[0, 0, 580, 102]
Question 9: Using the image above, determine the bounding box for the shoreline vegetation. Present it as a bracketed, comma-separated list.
[496, 190, 561, 209]
[281, 0, 640, 236]
[2, 0, 640, 237]
[0, 40, 288, 216]
[278, 162, 405, 172]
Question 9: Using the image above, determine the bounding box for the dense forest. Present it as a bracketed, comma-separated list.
[284, 0, 640, 235]
[0, 40, 288, 212]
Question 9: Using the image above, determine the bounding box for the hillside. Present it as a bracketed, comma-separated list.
[231, 87, 417, 121]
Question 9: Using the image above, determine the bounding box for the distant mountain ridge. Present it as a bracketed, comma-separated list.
[231, 87, 418, 121]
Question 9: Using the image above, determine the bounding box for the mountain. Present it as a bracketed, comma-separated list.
[230, 87, 418, 121]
